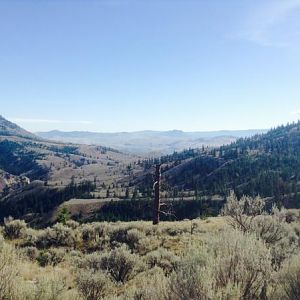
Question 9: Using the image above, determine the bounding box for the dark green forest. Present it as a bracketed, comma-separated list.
[0, 180, 96, 225]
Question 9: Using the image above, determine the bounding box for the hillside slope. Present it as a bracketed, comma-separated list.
[0, 116, 139, 223]
[138, 122, 300, 207]
[0, 115, 38, 139]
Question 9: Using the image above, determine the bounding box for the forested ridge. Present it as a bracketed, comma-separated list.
[138, 121, 300, 206]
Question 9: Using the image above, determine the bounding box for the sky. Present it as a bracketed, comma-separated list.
[1, 0, 300, 132]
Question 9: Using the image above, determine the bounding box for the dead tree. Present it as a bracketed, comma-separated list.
[153, 164, 161, 225]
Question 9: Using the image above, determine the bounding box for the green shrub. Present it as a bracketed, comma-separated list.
[168, 244, 213, 300]
[222, 193, 300, 269]
[109, 227, 128, 245]
[212, 229, 271, 298]
[76, 245, 144, 283]
[37, 251, 52, 267]
[126, 228, 145, 249]
[221, 192, 265, 233]
[93, 222, 109, 239]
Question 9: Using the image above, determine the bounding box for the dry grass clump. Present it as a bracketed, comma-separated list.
[1, 232, 77, 300]
[274, 252, 300, 299]
[0, 234, 20, 299]
[122, 267, 169, 300]
[30, 271, 67, 300]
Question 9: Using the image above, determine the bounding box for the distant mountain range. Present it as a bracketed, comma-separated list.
[36, 129, 267, 155]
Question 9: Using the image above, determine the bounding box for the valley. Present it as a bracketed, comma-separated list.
[0, 116, 142, 224]
[2, 115, 300, 225]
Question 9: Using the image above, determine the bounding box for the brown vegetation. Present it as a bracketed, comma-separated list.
[1, 194, 300, 299]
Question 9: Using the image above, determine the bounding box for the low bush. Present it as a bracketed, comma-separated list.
[36, 227, 56, 248]
[80, 224, 97, 243]
[3, 217, 27, 240]
[37, 248, 65, 267]
[222, 192, 300, 269]
[76, 269, 113, 300]
[76, 252, 103, 271]
[21, 228, 38, 247]
[2, 204, 300, 300]
[169, 229, 272, 299]
[19, 246, 38, 261]
[52, 223, 77, 247]
[145, 248, 179, 275]
[109, 226, 146, 250]
[76, 245, 144, 283]
[100, 246, 145, 283]
[65, 220, 80, 229]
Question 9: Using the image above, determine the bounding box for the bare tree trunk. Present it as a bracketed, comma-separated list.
[153, 164, 161, 225]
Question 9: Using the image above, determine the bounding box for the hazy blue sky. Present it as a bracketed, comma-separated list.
[1, 0, 300, 132]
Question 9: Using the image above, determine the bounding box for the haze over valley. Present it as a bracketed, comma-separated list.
[36, 128, 266, 155]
